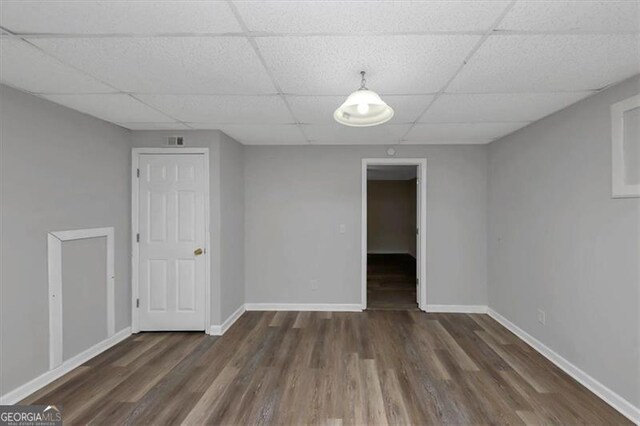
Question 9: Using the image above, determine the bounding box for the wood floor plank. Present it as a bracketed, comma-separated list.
[18, 311, 632, 425]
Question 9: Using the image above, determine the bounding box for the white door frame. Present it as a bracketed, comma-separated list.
[361, 158, 427, 311]
[131, 148, 211, 334]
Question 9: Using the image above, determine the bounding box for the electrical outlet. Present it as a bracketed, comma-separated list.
[339, 224, 346, 234]
[537, 309, 546, 325]
[311, 279, 319, 291]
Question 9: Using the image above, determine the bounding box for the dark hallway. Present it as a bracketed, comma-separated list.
[367, 253, 417, 310]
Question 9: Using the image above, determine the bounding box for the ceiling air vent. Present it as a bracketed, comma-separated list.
[167, 136, 185, 146]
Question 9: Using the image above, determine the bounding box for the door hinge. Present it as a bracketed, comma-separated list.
[136, 168, 140, 178]
[416, 228, 419, 235]
[136, 298, 140, 308]
[136, 233, 140, 243]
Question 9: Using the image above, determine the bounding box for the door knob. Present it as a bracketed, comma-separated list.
[194, 248, 203, 256]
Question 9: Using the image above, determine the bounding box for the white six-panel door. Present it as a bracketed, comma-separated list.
[138, 153, 206, 331]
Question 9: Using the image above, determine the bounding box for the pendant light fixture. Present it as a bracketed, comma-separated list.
[334, 71, 394, 127]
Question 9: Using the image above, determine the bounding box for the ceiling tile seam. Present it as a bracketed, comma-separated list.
[8, 31, 486, 38]
[249, 31, 489, 38]
[226, 0, 311, 144]
[440, 90, 600, 95]
[397, 0, 518, 145]
[285, 92, 440, 97]
[411, 121, 533, 125]
[0, 26, 128, 96]
[491, 30, 640, 36]
[127, 93, 186, 124]
[23, 89, 600, 97]
[11, 30, 638, 39]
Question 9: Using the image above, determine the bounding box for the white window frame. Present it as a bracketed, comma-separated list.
[611, 94, 640, 198]
[47, 227, 115, 369]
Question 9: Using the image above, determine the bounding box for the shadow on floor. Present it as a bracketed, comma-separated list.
[367, 253, 418, 310]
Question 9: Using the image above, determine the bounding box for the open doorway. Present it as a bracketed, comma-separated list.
[367, 165, 418, 309]
[361, 158, 427, 311]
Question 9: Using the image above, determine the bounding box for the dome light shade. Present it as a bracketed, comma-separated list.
[334, 72, 394, 127]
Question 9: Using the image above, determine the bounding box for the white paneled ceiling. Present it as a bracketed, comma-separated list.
[30, 37, 278, 94]
[235, 1, 509, 33]
[255, 35, 480, 95]
[421, 92, 593, 123]
[303, 123, 411, 145]
[211, 124, 306, 145]
[0, 0, 638, 145]
[405, 122, 529, 144]
[0, 37, 115, 93]
[137, 95, 293, 124]
[497, 1, 640, 33]
[0, 1, 241, 34]
[41, 94, 174, 123]
[448, 34, 640, 93]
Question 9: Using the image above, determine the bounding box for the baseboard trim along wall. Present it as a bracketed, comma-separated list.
[210, 304, 246, 336]
[487, 308, 639, 424]
[426, 304, 488, 314]
[0, 327, 132, 405]
[245, 303, 363, 312]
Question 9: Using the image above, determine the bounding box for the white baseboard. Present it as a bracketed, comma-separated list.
[210, 304, 246, 336]
[245, 303, 362, 312]
[426, 304, 488, 314]
[0, 327, 132, 405]
[487, 308, 639, 424]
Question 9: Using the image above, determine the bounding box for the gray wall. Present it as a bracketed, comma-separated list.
[367, 179, 416, 256]
[244, 145, 488, 306]
[62, 237, 107, 361]
[488, 75, 640, 406]
[0, 84, 131, 395]
[219, 132, 245, 320]
[130, 130, 245, 324]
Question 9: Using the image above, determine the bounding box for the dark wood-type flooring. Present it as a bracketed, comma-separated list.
[22, 311, 630, 425]
[368, 253, 418, 310]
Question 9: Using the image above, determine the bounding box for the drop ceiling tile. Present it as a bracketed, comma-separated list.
[40, 94, 174, 123]
[189, 124, 307, 145]
[31, 37, 277, 94]
[0, 37, 114, 94]
[288, 95, 434, 124]
[405, 122, 529, 142]
[448, 34, 640, 93]
[137, 95, 293, 123]
[116, 122, 191, 130]
[256, 35, 480, 95]
[0, 1, 241, 34]
[303, 123, 410, 144]
[236, 1, 508, 33]
[498, 1, 640, 33]
[421, 92, 594, 123]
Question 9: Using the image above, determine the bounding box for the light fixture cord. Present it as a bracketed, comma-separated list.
[360, 71, 367, 90]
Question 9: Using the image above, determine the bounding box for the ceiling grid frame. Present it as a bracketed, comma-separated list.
[1, 1, 638, 143]
[398, 0, 518, 145]
[226, 0, 311, 144]
[0, 25, 188, 127]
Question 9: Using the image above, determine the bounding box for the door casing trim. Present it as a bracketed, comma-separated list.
[131, 148, 211, 334]
[361, 158, 427, 311]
